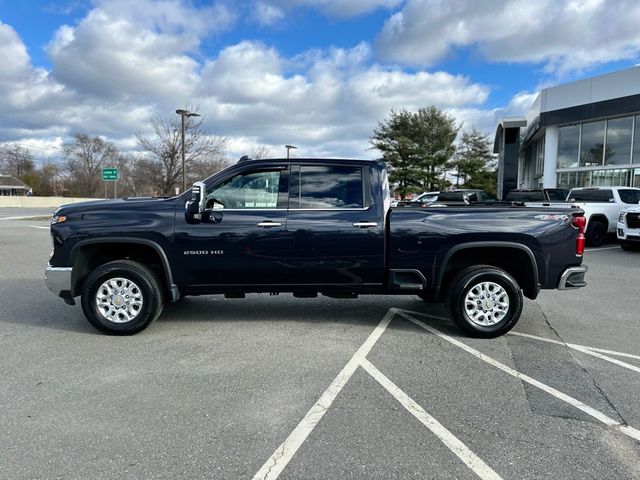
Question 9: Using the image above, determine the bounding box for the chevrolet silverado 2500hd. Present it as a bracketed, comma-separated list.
[46, 158, 588, 337]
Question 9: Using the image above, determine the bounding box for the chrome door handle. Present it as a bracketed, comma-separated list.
[352, 222, 378, 228]
[257, 221, 282, 228]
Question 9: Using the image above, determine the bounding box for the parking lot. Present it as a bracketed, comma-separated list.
[1, 210, 639, 479]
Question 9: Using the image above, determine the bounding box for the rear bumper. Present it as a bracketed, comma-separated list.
[558, 265, 588, 290]
[45, 264, 74, 304]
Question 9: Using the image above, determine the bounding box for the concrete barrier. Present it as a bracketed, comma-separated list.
[0, 196, 96, 209]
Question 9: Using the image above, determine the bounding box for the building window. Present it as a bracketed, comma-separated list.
[577, 171, 591, 187]
[605, 116, 633, 165]
[535, 137, 545, 176]
[634, 116, 640, 165]
[557, 125, 579, 168]
[580, 120, 606, 167]
[634, 168, 640, 187]
[591, 169, 630, 187]
[557, 172, 573, 188]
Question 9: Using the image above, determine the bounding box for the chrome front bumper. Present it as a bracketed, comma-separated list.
[45, 264, 72, 297]
[558, 265, 588, 290]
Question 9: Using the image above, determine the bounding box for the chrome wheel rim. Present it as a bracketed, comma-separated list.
[95, 277, 144, 323]
[464, 281, 509, 326]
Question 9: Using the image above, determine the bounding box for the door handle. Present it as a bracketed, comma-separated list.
[257, 221, 282, 228]
[352, 222, 378, 228]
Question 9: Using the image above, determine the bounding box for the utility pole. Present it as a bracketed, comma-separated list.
[175, 109, 201, 192]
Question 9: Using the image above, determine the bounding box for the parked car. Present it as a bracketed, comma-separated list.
[46, 158, 587, 338]
[617, 203, 640, 250]
[527, 187, 640, 246]
[395, 191, 440, 207]
[506, 188, 569, 203]
[432, 189, 499, 206]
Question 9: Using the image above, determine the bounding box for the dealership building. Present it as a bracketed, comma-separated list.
[494, 66, 640, 198]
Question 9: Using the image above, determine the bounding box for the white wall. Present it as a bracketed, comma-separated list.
[0, 196, 95, 208]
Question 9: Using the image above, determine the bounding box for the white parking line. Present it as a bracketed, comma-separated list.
[29, 226, 49, 230]
[253, 308, 503, 480]
[361, 358, 503, 480]
[510, 332, 640, 374]
[252, 308, 395, 480]
[397, 311, 640, 443]
[584, 246, 620, 252]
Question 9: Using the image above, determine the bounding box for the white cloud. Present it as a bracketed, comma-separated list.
[0, 0, 500, 162]
[46, 0, 234, 99]
[255, 0, 403, 18]
[253, 1, 285, 26]
[376, 0, 640, 75]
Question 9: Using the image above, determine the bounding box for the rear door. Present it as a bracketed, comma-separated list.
[284, 163, 385, 286]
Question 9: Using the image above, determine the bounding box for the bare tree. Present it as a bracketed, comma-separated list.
[135, 111, 228, 195]
[252, 145, 272, 159]
[0, 145, 35, 178]
[63, 134, 122, 197]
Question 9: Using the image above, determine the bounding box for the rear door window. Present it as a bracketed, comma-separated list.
[291, 165, 364, 208]
[618, 189, 640, 204]
[568, 189, 614, 202]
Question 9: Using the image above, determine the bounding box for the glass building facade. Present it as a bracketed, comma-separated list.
[555, 114, 640, 188]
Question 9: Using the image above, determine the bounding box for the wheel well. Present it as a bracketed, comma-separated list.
[71, 243, 168, 297]
[439, 247, 538, 299]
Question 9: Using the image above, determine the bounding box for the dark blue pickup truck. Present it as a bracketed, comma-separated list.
[46, 158, 587, 337]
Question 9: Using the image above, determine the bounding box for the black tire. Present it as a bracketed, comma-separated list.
[585, 220, 607, 247]
[446, 265, 523, 338]
[620, 241, 639, 251]
[81, 260, 164, 335]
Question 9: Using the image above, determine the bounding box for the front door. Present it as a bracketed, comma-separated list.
[174, 166, 291, 288]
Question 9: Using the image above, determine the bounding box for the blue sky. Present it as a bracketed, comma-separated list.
[1, 0, 640, 162]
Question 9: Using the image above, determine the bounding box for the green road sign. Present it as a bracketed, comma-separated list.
[102, 167, 118, 181]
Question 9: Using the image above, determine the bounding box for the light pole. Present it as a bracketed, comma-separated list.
[285, 144, 297, 159]
[176, 109, 201, 192]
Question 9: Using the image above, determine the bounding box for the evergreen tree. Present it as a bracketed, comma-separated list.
[452, 129, 497, 195]
[370, 107, 459, 198]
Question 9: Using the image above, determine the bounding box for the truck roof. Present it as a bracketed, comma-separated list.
[237, 156, 381, 165]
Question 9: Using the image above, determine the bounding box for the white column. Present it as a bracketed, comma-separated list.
[543, 126, 558, 188]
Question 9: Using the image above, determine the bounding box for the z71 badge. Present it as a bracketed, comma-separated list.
[183, 250, 224, 255]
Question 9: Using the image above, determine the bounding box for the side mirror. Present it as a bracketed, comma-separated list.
[186, 181, 206, 222]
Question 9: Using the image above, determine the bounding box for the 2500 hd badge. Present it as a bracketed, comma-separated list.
[184, 250, 224, 255]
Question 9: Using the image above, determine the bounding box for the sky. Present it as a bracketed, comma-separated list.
[1, 0, 640, 166]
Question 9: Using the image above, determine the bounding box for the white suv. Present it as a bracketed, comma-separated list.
[618, 203, 640, 250]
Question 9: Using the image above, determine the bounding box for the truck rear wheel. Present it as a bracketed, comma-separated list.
[81, 260, 164, 335]
[446, 265, 523, 338]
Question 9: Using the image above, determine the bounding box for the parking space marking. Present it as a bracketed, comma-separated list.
[397, 310, 640, 442]
[252, 308, 395, 480]
[254, 308, 503, 480]
[584, 246, 621, 252]
[29, 226, 49, 230]
[360, 358, 503, 480]
[510, 332, 640, 374]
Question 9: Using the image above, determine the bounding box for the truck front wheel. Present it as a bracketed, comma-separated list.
[585, 220, 606, 247]
[446, 265, 523, 338]
[81, 260, 164, 335]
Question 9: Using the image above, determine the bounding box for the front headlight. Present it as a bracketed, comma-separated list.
[618, 212, 626, 224]
[50, 215, 67, 225]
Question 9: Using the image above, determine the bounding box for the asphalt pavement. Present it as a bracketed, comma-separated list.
[0, 214, 639, 479]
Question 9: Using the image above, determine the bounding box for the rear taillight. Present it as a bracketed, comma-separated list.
[572, 215, 586, 256]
